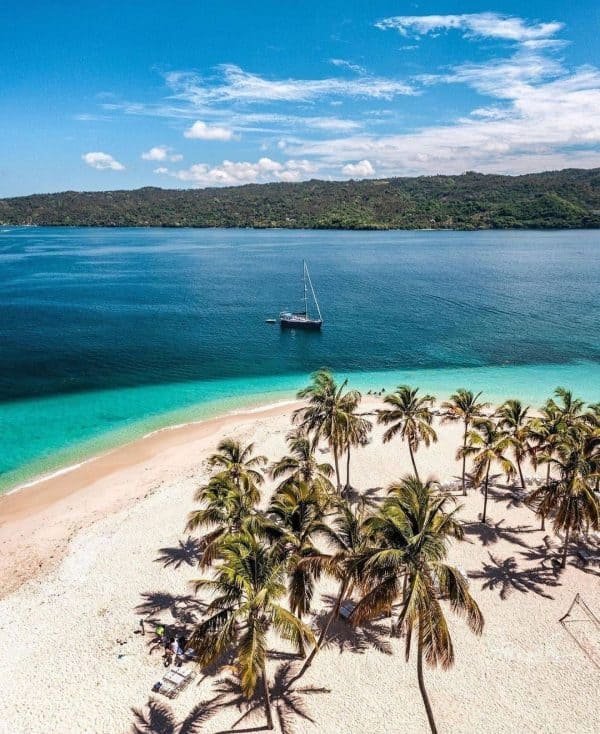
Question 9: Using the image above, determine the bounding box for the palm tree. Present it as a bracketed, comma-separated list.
[528, 431, 600, 567]
[585, 402, 600, 492]
[296, 498, 371, 674]
[294, 369, 361, 491]
[267, 481, 329, 657]
[441, 389, 488, 495]
[377, 385, 437, 481]
[462, 419, 515, 523]
[549, 387, 586, 428]
[496, 399, 531, 491]
[527, 400, 563, 529]
[186, 473, 260, 567]
[270, 427, 334, 496]
[208, 438, 267, 493]
[352, 476, 483, 734]
[190, 532, 315, 730]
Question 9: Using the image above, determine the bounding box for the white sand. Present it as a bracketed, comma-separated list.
[0, 400, 598, 734]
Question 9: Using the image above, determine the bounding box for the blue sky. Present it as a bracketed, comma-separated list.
[1, 1, 599, 195]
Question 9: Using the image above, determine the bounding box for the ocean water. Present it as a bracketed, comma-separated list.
[1, 227, 599, 492]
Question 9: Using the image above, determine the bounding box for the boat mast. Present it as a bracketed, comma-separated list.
[305, 262, 323, 321]
[303, 259, 309, 317]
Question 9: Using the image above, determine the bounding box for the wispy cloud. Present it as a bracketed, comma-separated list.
[141, 146, 182, 162]
[375, 13, 564, 43]
[82, 151, 125, 170]
[166, 64, 415, 105]
[183, 120, 236, 140]
[329, 58, 366, 74]
[83, 11, 599, 185]
[283, 63, 600, 176]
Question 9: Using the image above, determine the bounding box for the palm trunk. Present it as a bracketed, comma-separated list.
[298, 612, 306, 658]
[461, 422, 468, 496]
[417, 622, 438, 734]
[299, 577, 348, 676]
[561, 525, 571, 569]
[408, 443, 420, 482]
[345, 445, 351, 492]
[333, 446, 341, 492]
[261, 662, 274, 730]
[541, 464, 550, 531]
[482, 461, 491, 524]
[517, 456, 526, 492]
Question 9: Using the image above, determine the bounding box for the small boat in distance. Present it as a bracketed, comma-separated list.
[280, 260, 323, 330]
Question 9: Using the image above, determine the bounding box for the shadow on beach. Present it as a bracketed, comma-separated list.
[469, 552, 561, 600]
[155, 536, 204, 569]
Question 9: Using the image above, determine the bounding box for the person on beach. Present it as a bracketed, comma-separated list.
[163, 636, 175, 667]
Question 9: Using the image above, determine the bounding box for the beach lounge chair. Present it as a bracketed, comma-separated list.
[153, 667, 195, 699]
[338, 601, 356, 621]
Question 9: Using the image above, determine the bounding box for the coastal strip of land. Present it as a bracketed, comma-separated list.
[0, 398, 598, 733]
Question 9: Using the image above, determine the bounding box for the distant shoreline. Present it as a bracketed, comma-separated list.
[2, 167, 598, 229]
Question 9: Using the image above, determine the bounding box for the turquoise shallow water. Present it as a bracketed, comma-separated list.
[1, 227, 599, 492]
[2, 361, 600, 492]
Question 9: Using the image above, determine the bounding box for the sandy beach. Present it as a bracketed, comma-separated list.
[0, 398, 598, 734]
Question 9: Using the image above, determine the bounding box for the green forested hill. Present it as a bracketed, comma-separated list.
[1, 168, 599, 229]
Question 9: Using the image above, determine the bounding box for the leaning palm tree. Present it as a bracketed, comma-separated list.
[528, 431, 600, 568]
[208, 438, 267, 493]
[352, 476, 483, 734]
[190, 532, 315, 730]
[267, 481, 329, 656]
[496, 399, 531, 491]
[377, 385, 437, 481]
[461, 418, 515, 523]
[441, 389, 488, 495]
[296, 498, 371, 675]
[294, 369, 361, 491]
[270, 427, 334, 497]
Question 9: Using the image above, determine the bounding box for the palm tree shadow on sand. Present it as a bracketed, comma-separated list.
[309, 593, 394, 657]
[463, 519, 537, 550]
[135, 591, 207, 645]
[469, 552, 561, 600]
[207, 662, 331, 734]
[155, 537, 204, 569]
[341, 485, 382, 509]
[129, 696, 221, 734]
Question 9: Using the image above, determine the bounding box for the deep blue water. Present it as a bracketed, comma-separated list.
[0, 227, 599, 490]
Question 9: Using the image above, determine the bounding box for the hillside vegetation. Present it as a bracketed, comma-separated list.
[1, 168, 599, 229]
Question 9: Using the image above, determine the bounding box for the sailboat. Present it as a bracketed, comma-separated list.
[279, 260, 323, 330]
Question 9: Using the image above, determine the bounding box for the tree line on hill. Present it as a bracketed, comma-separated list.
[1, 168, 599, 230]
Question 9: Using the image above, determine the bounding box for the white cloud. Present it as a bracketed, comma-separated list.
[376, 13, 563, 43]
[183, 120, 235, 140]
[329, 58, 366, 74]
[341, 160, 375, 177]
[166, 64, 414, 105]
[141, 146, 182, 162]
[155, 157, 320, 187]
[81, 151, 125, 170]
[284, 62, 600, 177]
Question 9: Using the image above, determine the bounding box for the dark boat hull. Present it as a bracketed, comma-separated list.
[280, 317, 322, 330]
